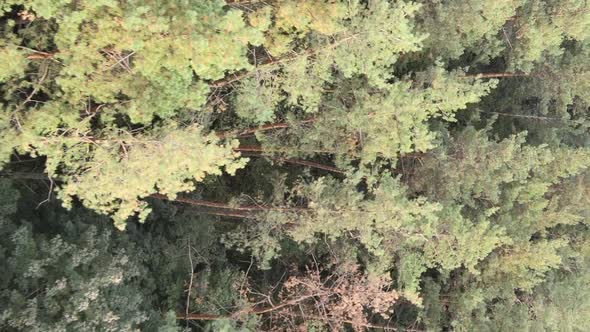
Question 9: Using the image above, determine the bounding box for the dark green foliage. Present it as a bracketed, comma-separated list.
[1, 0, 589, 331]
[0, 180, 177, 330]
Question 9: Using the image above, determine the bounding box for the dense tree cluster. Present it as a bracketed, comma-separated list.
[1, 0, 589, 331]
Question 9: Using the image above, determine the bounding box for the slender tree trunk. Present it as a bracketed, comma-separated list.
[234, 145, 335, 154]
[217, 117, 317, 139]
[150, 194, 266, 211]
[463, 72, 532, 79]
[178, 293, 320, 320]
[274, 158, 346, 174]
[151, 193, 306, 212]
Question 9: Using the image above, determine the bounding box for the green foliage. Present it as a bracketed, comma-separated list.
[52, 126, 245, 230]
[233, 72, 282, 124]
[0, 45, 26, 82]
[1, 1, 590, 331]
[234, 0, 426, 123]
[253, 66, 496, 168]
[528, 266, 590, 332]
[507, 0, 590, 73]
[206, 317, 260, 332]
[340, 67, 496, 161]
[8, 121, 246, 229]
[0, 181, 178, 331]
[417, 0, 521, 62]
[412, 127, 590, 330]
[224, 173, 508, 304]
[330, 0, 426, 88]
[443, 260, 590, 332]
[0, 0, 262, 227]
[6, 0, 264, 121]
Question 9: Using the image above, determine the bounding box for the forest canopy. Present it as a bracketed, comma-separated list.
[1, 0, 589, 331]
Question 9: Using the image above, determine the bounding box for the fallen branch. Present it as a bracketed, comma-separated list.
[18, 47, 58, 61]
[217, 117, 317, 139]
[235, 145, 338, 154]
[150, 193, 306, 212]
[474, 109, 561, 121]
[275, 158, 346, 174]
[150, 193, 266, 211]
[462, 72, 532, 79]
[244, 153, 416, 176]
[189, 210, 252, 219]
[178, 309, 409, 331]
[178, 293, 322, 320]
[185, 237, 194, 329]
[278, 312, 405, 331]
[238, 151, 347, 174]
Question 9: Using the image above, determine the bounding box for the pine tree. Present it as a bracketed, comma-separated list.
[0, 0, 262, 227]
[1, 1, 589, 331]
[412, 127, 590, 330]
[0, 179, 179, 330]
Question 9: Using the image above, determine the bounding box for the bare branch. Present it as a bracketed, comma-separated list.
[217, 117, 317, 139]
[185, 237, 195, 328]
[462, 72, 533, 79]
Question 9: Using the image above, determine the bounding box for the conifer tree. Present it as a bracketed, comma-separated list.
[0, 1, 589, 331]
[0, 179, 179, 330]
[0, 0, 260, 228]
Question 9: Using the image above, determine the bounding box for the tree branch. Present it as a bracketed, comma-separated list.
[185, 237, 194, 328]
[462, 72, 533, 79]
[235, 145, 337, 154]
[150, 193, 266, 211]
[150, 194, 306, 212]
[209, 34, 359, 89]
[178, 292, 322, 320]
[177, 307, 414, 331]
[217, 117, 317, 139]
[275, 158, 346, 174]
[474, 109, 561, 121]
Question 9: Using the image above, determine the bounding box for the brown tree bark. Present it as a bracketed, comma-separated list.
[462, 72, 532, 79]
[217, 117, 317, 139]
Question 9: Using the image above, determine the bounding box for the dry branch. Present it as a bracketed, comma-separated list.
[235, 145, 337, 154]
[462, 72, 533, 79]
[274, 158, 346, 174]
[217, 117, 317, 139]
[150, 193, 306, 213]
